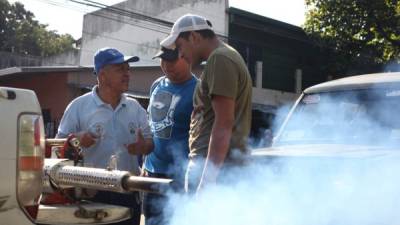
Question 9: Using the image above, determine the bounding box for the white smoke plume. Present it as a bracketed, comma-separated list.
[166, 155, 400, 225]
[161, 84, 400, 225]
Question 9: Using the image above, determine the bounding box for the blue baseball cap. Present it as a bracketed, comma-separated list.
[93, 47, 139, 75]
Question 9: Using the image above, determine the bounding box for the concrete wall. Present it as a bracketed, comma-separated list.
[42, 49, 80, 66]
[0, 49, 80, 69]
[80, 0, 228, 67]
[0, 51, 42, 69]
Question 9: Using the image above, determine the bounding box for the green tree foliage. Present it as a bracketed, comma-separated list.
[304, 0, 400, 75]
[0, 1, 75, 57]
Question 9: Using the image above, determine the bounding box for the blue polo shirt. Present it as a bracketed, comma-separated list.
[57, 86, 152, 174]
[144, 75, 197, 176]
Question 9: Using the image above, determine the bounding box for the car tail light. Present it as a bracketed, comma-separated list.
[17, 114, 45, 221]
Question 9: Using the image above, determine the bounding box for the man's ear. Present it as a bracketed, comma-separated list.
[97, 69, 106, 82]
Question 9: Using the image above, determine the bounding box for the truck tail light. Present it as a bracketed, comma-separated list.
[17, 114, 45, 221]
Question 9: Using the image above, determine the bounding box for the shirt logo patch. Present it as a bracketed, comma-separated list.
[128, 122, 136, 135]
[89, 122, 105, 138]
[149, 90, 181, 139]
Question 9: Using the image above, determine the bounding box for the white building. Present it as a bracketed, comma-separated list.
[79, 0, 229, 67]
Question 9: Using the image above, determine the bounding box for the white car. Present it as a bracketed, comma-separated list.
[273, 72, 400, 147]
[250, 73, 400, 224]
[253, 72, 400, 183]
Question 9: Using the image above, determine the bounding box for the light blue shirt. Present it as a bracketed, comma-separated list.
[57, 86, 152, 174]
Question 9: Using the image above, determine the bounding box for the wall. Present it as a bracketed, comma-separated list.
[42, 49, 81, 66]
[67, 66, 162, 96]
[0, 49, 80, 69]
[0, 73, 71, 121]
[0, 72, 73, 137]
[66, 65, 203, 96]
[228, 8, 327, 94]
[252, 87, 297, 107]
[0, 51, 42, 69]
[79, 0, 228, 67]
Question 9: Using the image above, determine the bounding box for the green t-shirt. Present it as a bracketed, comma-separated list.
[188, 43, 252, 162]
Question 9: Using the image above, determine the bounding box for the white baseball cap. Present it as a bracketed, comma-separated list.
[160, 14, 213, 48]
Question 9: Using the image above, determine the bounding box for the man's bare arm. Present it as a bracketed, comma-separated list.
[197, 95, 235, 191]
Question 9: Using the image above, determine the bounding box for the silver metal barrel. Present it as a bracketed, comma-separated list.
[44, 159, 173, 194]
[123, 176, 173, 193]
[42, 159, 73, 193]
[49, 165, 129, 193]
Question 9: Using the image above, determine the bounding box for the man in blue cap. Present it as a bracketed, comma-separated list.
[57, 47, 154, 225]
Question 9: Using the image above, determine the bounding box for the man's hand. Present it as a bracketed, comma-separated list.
[76, 131, 97, 148]
[196, 162, 218, 193]
[126, 128, 153, 155]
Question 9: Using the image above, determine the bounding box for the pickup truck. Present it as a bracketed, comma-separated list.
[0, 87, 44, 225]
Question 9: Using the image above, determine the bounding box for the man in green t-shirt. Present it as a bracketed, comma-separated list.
[161, 14, 252, 193]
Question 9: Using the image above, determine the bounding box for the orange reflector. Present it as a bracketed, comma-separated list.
[19, 156, 43, 171]
[34, 118, 41, 146]
[41, 191, 75, 205]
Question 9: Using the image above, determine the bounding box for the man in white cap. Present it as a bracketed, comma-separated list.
[57, 47, 154, 225]
[161, 14, 253, 193]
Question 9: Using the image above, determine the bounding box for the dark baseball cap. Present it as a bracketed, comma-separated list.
[94, 47, 139, 75]
[152, 47, 179, 61]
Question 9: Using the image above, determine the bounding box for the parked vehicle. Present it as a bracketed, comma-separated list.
[253, 72, 400, 180]
[0, 87, 44, 225]
[273, 72, 400, 147]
